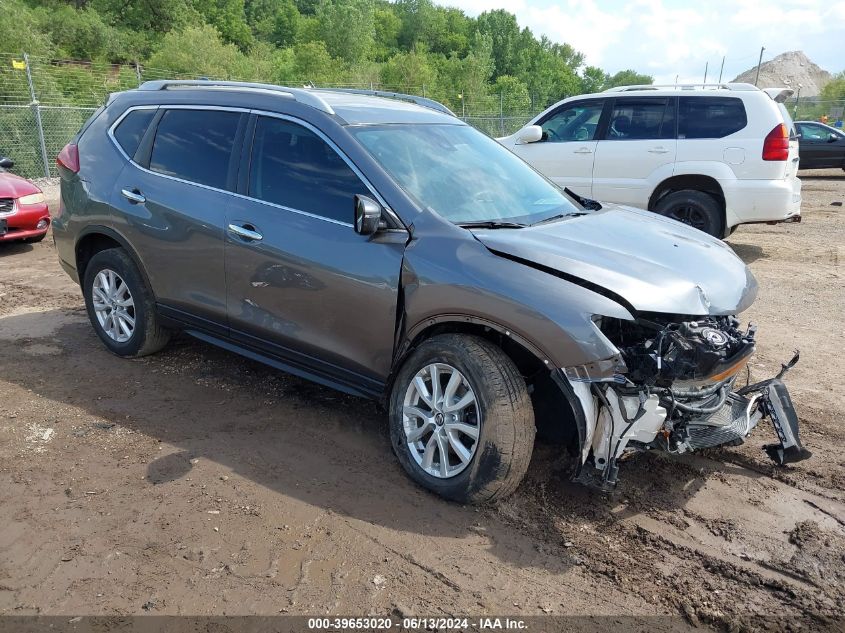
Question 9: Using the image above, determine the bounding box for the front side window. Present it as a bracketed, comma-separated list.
[114, 108, 155, 158]
[797, 123, 831, 140]
[249, 116, 367, 223]
[351, 123, 580, 225]
[149, 109, 241, 189]
[678, 97, 747, 139]
[539, 100, 605, 142]
[605, 98, 673, 140]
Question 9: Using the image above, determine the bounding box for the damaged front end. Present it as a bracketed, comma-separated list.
[565, 314, 811, 488]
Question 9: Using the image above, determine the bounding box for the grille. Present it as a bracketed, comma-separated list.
[0, 198, 14, 216]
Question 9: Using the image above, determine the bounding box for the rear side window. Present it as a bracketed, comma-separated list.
[249, 116, 367, 223]
[113, 109, 155, 158]
[149, 109, 241, 189]
[606, 97, 674, 140]
[678, 97, 747, 139]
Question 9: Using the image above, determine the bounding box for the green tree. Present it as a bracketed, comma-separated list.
[492, 74, 529, 112]
[91, 0, 195, 36]
[820, 72, 845, 101]
[146, 23, 246, 78]
[290, 40, 342, 84]
[316, 0, 374, 63]
[372, 6, 401, 60]
[193, 0, 254, 50]
[580, 65, 608, 94]
[605, 69, 653, 88]
[244, 0, 299, 46]
[380, 50, 435, 91]
[474, 9, 520, 78]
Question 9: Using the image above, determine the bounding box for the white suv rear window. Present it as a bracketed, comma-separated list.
[678, 97, 747, 139]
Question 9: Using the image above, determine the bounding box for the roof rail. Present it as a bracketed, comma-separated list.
[312, 88, 456, 117]
[603, 82, 759, 92]
[138, 80, 335, 115]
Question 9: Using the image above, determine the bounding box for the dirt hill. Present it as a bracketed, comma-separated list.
[732, 50, 831, 96]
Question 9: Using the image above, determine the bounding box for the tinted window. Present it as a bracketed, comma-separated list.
[678, 97, 747, 139]
[540, 100, 604, 142]
[606, 98, 673, 140]
[149, 109, 241, 189]
[114, 109, 155, 158]
[249, 116, 367, 223]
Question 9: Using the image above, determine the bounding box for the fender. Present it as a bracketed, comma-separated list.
[74, 224, 156, 298]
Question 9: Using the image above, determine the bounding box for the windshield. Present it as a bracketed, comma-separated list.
[349, 123, 580, 225]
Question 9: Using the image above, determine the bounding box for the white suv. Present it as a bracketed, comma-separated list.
[498, 83, 801, 237]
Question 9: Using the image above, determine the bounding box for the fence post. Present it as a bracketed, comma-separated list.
[499, 92, 504, 136]
[24, 53, 51, 179]
[135, 61, 142, 87]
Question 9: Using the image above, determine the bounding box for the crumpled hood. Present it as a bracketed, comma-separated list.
[471, 204, 757, 316]
[0, 172, 41, 199]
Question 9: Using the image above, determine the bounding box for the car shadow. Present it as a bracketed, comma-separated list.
[0, 308, 768, 570]
[727, 240, 767, 264]
[0, 241, 34, 256]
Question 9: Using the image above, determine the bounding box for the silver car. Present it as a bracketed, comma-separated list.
[52, 81, 810, 504]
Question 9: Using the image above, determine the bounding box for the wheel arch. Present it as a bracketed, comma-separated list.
[648, 173, 726, 212]
[390, 316, 585, 455]
[75, 226, 155, 297]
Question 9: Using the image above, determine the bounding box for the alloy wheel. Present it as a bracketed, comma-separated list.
[91, 268, 136, 343]
[402, 363, 481, 478]
[668, 205, 707, 230]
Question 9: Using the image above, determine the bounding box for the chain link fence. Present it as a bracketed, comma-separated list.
[0, 52, 543, 179]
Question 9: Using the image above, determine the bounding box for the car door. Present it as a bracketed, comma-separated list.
[509, 99, 607, 197]
[224, 113, 407, 394]
[110, 106, 246, 332]
[591, 97, 677, 208]
[797, 122, 845, 168]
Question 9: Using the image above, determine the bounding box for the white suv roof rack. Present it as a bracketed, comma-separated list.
[604, 83, 759, 92]
[138, 80, 336, 115]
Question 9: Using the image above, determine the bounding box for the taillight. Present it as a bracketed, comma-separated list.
[762, 124, 789, 161]
[57, 143, 80, 173]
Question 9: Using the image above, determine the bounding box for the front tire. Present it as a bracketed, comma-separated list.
[389, 334, 535, 504]
[82, 248, 170, 357]
[654, 189, 723, 237]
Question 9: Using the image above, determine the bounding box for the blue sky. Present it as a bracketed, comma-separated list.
[433, 0, 845, 83]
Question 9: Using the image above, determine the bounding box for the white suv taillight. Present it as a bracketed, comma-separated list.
[762, 124, 789, 161]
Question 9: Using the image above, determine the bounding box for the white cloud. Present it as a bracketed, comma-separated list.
[432, 0, 845, 82]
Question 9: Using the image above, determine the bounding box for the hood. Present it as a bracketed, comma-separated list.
[0, 172, 41, 199]
[471, 204, 757, 316]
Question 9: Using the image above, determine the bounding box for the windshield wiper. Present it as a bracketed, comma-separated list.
[456, 220, 527, 229]
[564, 187, 602, 211]
[531, 212, 586, 226]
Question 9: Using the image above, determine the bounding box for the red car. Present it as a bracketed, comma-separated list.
[0, 156, 50, 243]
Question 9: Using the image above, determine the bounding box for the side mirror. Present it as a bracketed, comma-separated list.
[829, 134, 838, 143]
[354, 194, 383, 235]
[517, 125, 543, 144]
[0, 157, 14, 169]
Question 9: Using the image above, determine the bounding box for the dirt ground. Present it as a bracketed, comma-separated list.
[1, 171, 844, 632]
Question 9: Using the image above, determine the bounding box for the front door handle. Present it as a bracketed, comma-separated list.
[121, 188, 146, 204]
[574, 147, 593, 154]
[228, 223, 263, 242]
[648, 147, 670, 154]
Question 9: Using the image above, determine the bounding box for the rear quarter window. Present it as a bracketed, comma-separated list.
[678, 97, 747, 139]
[113, 109, 156, 158]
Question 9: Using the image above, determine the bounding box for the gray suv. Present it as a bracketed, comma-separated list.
[53, 80, 809, 504]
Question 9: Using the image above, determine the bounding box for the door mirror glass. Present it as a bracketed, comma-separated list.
[517, 125, 543, 144]
[354, 195, 383, 235]
[829, 133, 838, 143]
[0, 157, 14, 169]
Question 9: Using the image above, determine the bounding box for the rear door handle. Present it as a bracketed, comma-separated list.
[228, 223, 263, 242]
[574, 147, 593, 154]
[648, 147, 670, 154]
[121, 188, 146, 204]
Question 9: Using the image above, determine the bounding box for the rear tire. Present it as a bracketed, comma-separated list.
[82, 248, 170, 357]
[389, 334, 535, 505]
[654, 189, 723, 238]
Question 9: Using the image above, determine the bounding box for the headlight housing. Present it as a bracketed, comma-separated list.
[18, 192, 45, 205]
